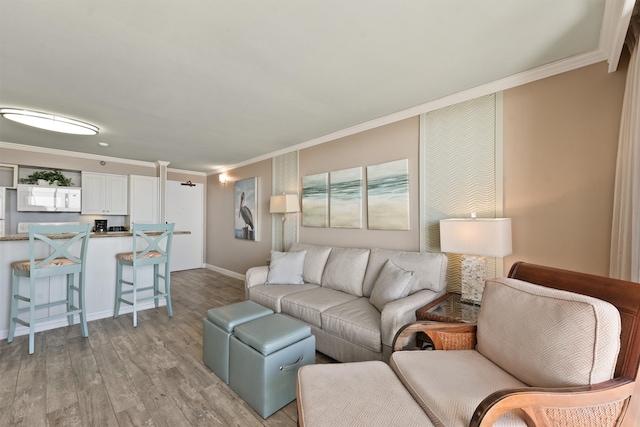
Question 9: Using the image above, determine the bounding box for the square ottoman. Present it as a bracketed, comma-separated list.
[229, 314, 315, 418]
[203, 300, 273, 384]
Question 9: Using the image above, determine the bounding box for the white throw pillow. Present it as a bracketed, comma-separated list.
[266, 250, 307, 285]
[369, 260, 414, 311]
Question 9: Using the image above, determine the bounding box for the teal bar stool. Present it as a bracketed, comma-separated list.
[114, 223, 175, 327]
[8, 224, 91, 354]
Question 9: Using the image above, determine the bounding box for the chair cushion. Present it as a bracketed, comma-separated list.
[280, 287, 357, 328]
[477, 277, 621, 388]
[116, 250, 163, 261]
[321, 247, 370, 296]
[265, 250, 306, 285]
[390, 350, 528, 427]
[248, 284, 319, 312]
[362, 248, 448, 296]
[297, 361, 435, 427]
[11, 257, 78, 271]
[369, 260, 414, 311]
[290, 243, 333, 285]
[321, 298, 381, 352]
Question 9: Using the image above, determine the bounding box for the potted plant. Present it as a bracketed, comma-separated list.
[19, 169, 74, 186]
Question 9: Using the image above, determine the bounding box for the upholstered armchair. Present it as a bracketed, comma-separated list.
[390, 262, 640, 427]
[297, 262, 640, 427]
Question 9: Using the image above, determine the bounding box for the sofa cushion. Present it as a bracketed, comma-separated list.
[390, 350, 527, 427]
[322, 298, 382, 352]
[321, 247, 370, 296]
[290, 242, 332, 285]
[265, 250, 306, 285]
[281, 287, 357, 328]
[369, 260, 414, 311]
[477, 278, 621, 388]
[248, 284, 319, 312]
[297, 361, 435, 427]
[362, 248, 448, 296]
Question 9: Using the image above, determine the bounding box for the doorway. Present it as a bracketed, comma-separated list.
[166, 180, 204, 271]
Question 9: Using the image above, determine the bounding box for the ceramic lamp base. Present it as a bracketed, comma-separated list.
[460, 255, 486, 305]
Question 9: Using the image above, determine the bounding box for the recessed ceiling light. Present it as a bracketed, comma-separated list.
[98, 142, 109, 147]
[0, 108, 99, 135]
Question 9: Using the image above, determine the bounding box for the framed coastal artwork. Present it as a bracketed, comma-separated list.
[367, 159, 410, 230]
[301, 173, 328, 227]
[329, 167, 362, 229]
[234, 177, 258, 240]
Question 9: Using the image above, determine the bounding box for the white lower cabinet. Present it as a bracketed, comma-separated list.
[81, 172, 128, 215]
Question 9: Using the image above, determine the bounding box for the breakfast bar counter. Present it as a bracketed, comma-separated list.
[0, 230, 190, 241]
[0, 230, 191, 340]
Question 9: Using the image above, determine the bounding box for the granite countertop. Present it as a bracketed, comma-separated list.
[0, 230, 191, 241]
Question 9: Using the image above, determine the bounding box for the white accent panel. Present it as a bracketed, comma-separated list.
[421, 94, 499, 293]
[272, 151, 299, 251]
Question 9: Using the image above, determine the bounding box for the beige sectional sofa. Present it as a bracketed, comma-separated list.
[244, 242, 448, 362]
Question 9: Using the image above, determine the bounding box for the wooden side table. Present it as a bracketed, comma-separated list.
[416, 292, 480, 323]
[414, 293, 480, 349]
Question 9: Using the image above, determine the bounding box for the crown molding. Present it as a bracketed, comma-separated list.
[0, 140, 155, 167]
[1, 141, 205, 175]
[601, 0, 636, 72]
[210, 47, 609, 176]
[167, 167, 207, 176]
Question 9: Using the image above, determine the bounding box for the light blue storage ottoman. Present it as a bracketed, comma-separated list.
[229, 314, 315, 418]
[203, 300, 273, 384]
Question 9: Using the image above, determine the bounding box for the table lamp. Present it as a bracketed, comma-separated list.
[270, 193, 300, 252]
[439, 214, 512, 304]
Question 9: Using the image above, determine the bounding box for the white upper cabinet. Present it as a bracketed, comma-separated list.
[81, 172, 128, 215]
[128, 175, 159, 227]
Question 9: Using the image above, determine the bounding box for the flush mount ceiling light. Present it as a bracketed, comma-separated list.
[0, 108, 99, 135]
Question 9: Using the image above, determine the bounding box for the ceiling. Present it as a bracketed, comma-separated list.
[0, 0, 631, 173]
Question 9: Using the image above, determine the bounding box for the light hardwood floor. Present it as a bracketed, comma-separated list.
[0, 268, 334, 427]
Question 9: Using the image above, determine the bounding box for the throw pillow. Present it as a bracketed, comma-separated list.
[369, 260, 415, 311]
[266, 250, 307, 285]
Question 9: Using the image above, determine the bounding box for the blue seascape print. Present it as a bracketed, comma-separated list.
[330, 167, 362, 228]
[302, 173, 328, 227]
[367, 159, 410, 230]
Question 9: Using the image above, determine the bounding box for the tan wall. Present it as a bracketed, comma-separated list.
[299, 117, 420, 251]
[502, 58, 627, 276]
[207, 160, 273, 273]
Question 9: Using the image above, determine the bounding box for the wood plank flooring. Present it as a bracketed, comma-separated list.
[0, 268, 334, 426]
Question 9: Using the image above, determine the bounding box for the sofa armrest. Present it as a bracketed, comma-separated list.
[380, 290, 443, 347]
[245, 266, 269, 297]
[392, 321, 477, 351]
[471, 377, 636, 427]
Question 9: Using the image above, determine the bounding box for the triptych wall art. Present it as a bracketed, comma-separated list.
[301, 173, 329, 227]
[301, 159, 410, 230]
[367, 159, 410, 230]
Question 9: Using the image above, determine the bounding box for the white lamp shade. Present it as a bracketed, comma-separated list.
[270, 194, 300, 214]
[440, 218, 512, 257]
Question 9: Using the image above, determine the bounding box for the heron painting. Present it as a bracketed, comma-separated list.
[235, 177, 258, 241]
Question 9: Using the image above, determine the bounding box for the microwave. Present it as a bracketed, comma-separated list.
[17, 184, 82, 212]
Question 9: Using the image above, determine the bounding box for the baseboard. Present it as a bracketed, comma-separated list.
[205, 264, 246, 281]
[0, 300, 165, 340]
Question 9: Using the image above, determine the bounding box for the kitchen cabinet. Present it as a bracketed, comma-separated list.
[128, 175, 159, 227]
[81, 172, 128, 215]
